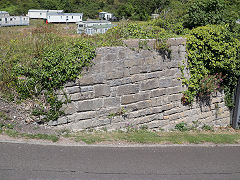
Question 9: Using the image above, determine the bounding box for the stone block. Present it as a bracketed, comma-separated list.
[77, 99, 103, 112]
[168, 94, 181, 102]
[130, 114, 155, 125]
[178, 45, 186, 52]
[129, 66, 141, 75]
[80, 86, 94, 93]
[104, 97, 121, 108]
[131, 74, 145, 83]
[106, 71, 124, 80]
[140, 79, 159, 91]
[166, 38, 186, 46]
[128, 109, 152, 118]
[64, 81, 76, 87]
[70, 92, 95, 101]
[145, 71, 163, 79]
[94, 84, 110, 97]
[68, 111, 97, 122]
[124, 60, 139, 68]
[163, 68, 179, 77]
[117, 84, 139, 96]
[78, 76, 94, 86]
[66, 86, 80, 94]
[61, 103, 77, 115]
[105, 53, 118, 62]
[151, 89, 167, 98]
[166, 87, 182, 95]
[163, 107, 181, 116]
[159, 78, 172, 88]
[48, 120, 58, 126]
[69, 119, 94, 130]
[57, 116, 68, 124]
[121, 94, 139, 105]
[146, 119, 167, 129]
[119, 49, 128, 59]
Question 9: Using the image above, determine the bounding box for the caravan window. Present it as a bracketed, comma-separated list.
[10, 18, 12, 21]
[72, 16, 73, 19]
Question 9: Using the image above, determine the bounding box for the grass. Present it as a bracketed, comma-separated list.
[1, 125, 240, 144]
[66, 129, 240, 145]
[0, 111, 11, 121]
[3, 129, 59, 142]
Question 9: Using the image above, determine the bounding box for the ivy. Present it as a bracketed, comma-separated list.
[183, 24, 240, 108]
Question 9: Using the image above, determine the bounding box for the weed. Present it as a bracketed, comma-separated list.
[202, 124, 213, 131]
[5, 129, 18, 137]
[139, 125, 148, 130]
[175, 122, 189, 132]
[0, 111, 11, 121]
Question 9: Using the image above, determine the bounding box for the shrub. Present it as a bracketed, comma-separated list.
[183, 0, 226, 29]
[183, 24, 240, 108]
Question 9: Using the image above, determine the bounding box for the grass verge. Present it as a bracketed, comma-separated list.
[1, 125, 240, 145]
[2, 129, 59, 142]
[67, 129, 240, 145]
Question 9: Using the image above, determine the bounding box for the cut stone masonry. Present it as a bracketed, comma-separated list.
[51, 38, 230, 131]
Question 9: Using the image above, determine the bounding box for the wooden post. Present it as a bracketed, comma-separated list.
[232, 77, 240, 129]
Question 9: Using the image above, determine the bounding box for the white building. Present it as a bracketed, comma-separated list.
[0, 11, 29, 27]
[151, 14, 160, 19]
[47, 12, 83, 23]
[99, 12, 113, 21]
[27, 9, 64, 19]
[77, 20, 113, 35]
[0, 11, 9, 17]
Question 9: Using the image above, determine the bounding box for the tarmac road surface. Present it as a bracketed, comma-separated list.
[0, 142, 240, 180]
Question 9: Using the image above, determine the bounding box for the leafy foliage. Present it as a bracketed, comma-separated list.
[183, 0, 239, 29]
[0, 26, 96, 122]
[183, 24, 240, 108]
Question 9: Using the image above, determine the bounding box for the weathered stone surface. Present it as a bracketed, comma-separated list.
[70, 92, 95, 101]
[104, 97, 121, 108]
[57, 116, 68, 124]
[77, 99, 103, 112]
[140, 79, 159, 91]
[117, 84, 139, 96]
[55, 38, 230, 131]
[159, 78, 173, 88]
[65, 86, 81, 94]
[61, 103, 77, 115]
[94, 84, 110, 97]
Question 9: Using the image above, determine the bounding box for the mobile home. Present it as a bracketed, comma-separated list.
[77, 20, 113, 35]
[47, 12, 83, 23]
[27, 9, 64, 19]
[99, 12, 113, 21]
[0, 11, 29, 27]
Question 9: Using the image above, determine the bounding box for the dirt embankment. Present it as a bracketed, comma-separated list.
[0, 97, 58, 135]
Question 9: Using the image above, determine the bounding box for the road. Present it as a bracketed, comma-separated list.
[0, 142, 240, 180]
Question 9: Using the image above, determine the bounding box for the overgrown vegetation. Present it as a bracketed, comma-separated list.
[0, 0, 239, 124]
[182, 25, 240, 107]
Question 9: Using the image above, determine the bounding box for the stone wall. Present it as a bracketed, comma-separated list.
[52, 38, 230, 131]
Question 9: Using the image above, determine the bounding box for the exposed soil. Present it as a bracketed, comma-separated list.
[0, 97, 58, 135]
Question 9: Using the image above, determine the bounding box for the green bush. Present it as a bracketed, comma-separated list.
[0, 27, 96, 122]
[183, 0, 227, 29]
[183, 24, 240, 108]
